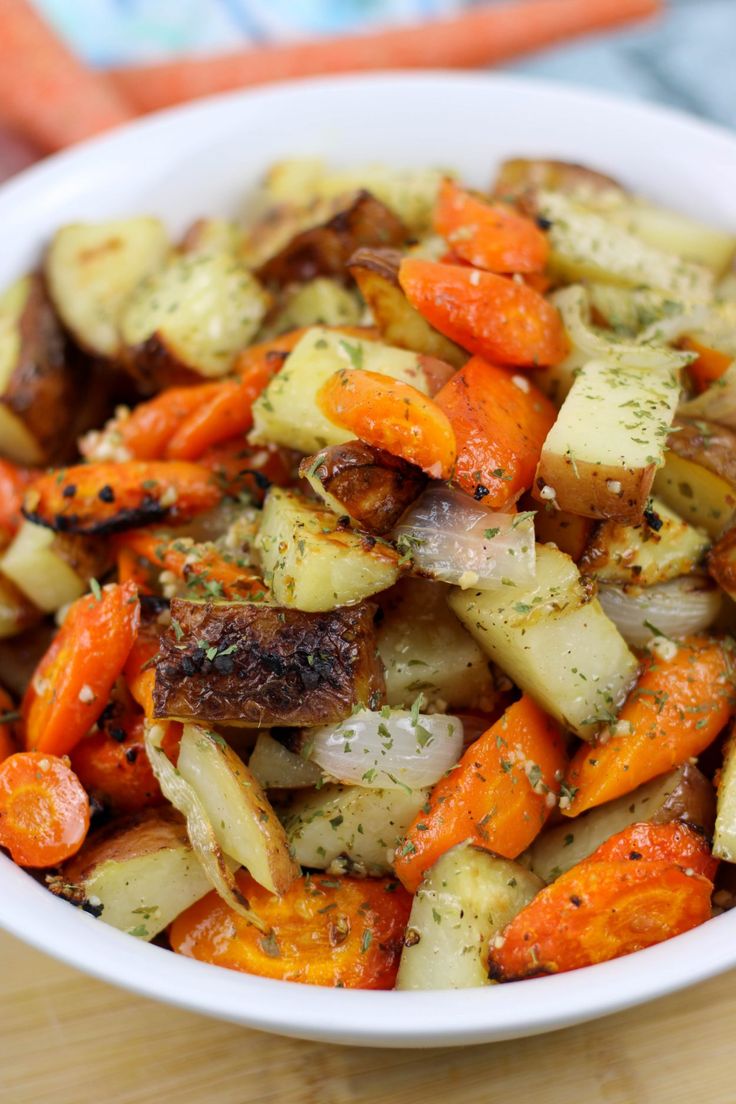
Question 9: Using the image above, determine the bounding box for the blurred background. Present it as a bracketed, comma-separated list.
[0, 0, 732, 182]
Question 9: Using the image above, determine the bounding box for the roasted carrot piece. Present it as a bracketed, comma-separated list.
[196, 440, 298, 499]
[318, 368, 457, 479]
[434, 179, 549, 274]
[23, 582, 140, 756]
[585, 822, 718, 881]
[117, 384, 224, 460]
[170, 870, 411, 989]
[117, 530, 267, 602]
[164, 381, 245, 461]
[680, 337, 732, 394]
[0, 687, 19, 763]
[399, 258, 568, 368]
[0, 751, 90, 867]
[70, 707, 163, 815]
[488, 859, 712, 980]
[564, 637, 735, 817]
[434, 355, 556, 506]
[23, 461, 222, 535]
[394, 696, 565, 894]
[123, 620, 162, 718]
[0, 459, 34, 548]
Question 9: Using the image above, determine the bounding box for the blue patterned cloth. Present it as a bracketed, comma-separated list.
[34, 0, 736, 128]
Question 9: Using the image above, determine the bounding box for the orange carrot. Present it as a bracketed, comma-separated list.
[0, 752, 90, 866]
[488, 859, 712, 980]
[23, 582, 140, 756]
[123, 613, 167, 719]
[399, 258, 568, 368]
[24, 461, 222, 535]
[564, 637, 735, 817]
[109, 0, 661, 113]
[164, 380, 245, 461]
[586, 822, 718, 882]
[394, 696, 565, 894]
[196, 440, 298, 500]
[0, 687, 19, 763]
[0, 459, 33, 548]
[0, 0, 134, 152]
[170, 870, 411, 989]
[680, 337, 733, 394]
[318, 368, 456, 479]
[116, 530, 267, 602]
[434, 355, 556, 507]
[434, 178, 549, 274]
[80, 384, 224, 462]
[70, 708, 163, 815]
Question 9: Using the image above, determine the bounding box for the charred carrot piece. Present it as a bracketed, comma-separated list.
[70, 707, 163, 815]
[318, 368, 457, 479]
[170, 870, 411, 989]
[434, 178, 549, 274]
[0, 751, 90, 867]
[123, 624, 160, 719]
[434, 355, 556, 507]
[586, 821, 718, 881]
[399, 258, 568, 368]
[488, 859, 712, 980]
[564, 637, 735, 816]
[394, 696, 565, 894]
[23, 460, 222, 535]
[23, 582, 140, 756]
[196, 440, 298, 500]
[680, 337, 732, 393]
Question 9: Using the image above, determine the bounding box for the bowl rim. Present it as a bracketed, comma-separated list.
[1, 69, 736, 1047]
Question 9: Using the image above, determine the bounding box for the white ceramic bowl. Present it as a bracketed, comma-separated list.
[1, 73, 735, 1048]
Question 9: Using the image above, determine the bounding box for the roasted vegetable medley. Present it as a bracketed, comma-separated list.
[1, 156, 736, 990]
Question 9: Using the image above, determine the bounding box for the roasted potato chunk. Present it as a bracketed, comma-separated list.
[0, 274, 84, 464]
[491, 157, 624, 207]
[0, 572, 41, 639]
[0, 520, 108, 613]
[300, 441, 426, 534]
[154, 598, 385, 727]
[348, 247, 465, 368]
[51, 806, 211, 940]
[654, 419, 736, 537]
[256, 190, 407, 287]
[710, 525, 736, 598]
[44, 217, 170, 359]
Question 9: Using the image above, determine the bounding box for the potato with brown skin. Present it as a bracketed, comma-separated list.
[348, 247, 466, 368]
[518, 492, 593, 563]
[299, 441, 426, 534]
[491, 158, 624, 210]
[256, 191, 407, 288]
[154, 598, 385, 727]
[0, 274, 86, 465]
[709, 525, 736, 598]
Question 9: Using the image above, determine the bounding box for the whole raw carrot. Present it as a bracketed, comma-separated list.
[394, 696, 565, 893]
[0, 0, 133, 151]
[564, 637, 735, 816]
[109, 0, 661, 113]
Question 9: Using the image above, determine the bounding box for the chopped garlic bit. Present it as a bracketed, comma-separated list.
[159, 485, 179, 509]
[649, 636, 678, 662]
[539, 484, 556, 501]
[511, 374, 531, 393]
[605, 479, 623, 495]
[78, 684, 96, 704]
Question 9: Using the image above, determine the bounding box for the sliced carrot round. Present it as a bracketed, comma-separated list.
[170, 870, 412, 989]
[23, 581, 140, 756]
[318, 368, 456, 478]
[434, 178, 549, 274]
[0, 752, 90, 867]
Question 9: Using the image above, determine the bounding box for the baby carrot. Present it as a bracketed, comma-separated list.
[434, 178, 549, 274]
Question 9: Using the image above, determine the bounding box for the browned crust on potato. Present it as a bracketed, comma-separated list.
[490, 158, 623, 211]
[257, 191, 407, 287]
[533, 454, 656, 524]
[519, 493, 593, 563]
[3, 274, 86, 462]
[668, 419, 736, 487]
[650, 763, 716, 836]
[300, 441, 426, 534]
[121, 333, 205, 396]
[709, 525, 736, 596]
[154, 599, 385, 727]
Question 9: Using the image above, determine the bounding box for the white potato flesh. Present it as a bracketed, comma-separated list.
[535, 357, 681, 522]
[177, 724, 299, 895]
[606, 200, 736, 276]
[396, 843, 543, 990]
[714, 730, 736, 861]
[250, 326, 431, 455]
[257, 487, 400, 611]
[248, 732, 323, 790]
[283, 783, 427, 874]
[449, 544, 638, 739]
[45, 217, 170, 356]
[120, 251, 269, 377]
[1, 520, 85, 612]
[653, 451, 736, 538]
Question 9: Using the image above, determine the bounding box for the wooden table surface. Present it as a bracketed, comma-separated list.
[1, 930, 735, 1104]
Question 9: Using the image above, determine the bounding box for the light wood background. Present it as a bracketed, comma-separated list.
[1, 927, 734, 1104]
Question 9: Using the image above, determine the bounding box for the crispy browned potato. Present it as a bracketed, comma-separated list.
[299, 441, 426, 534]
[0, 273, 86, 465]
[154, 598, 385, 727]
[256, 191, 407, 287]
[491, 158, 623, 209]
[348, 247, 466, 368]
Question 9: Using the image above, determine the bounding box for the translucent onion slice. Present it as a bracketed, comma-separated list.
[306, 708, 463, 791]
[144, 722, 267, 931]
[598, 578, 722, 648]
[392, 485, 535, 589]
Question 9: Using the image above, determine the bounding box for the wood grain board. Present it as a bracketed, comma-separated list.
[1, 928, 734, 1104]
